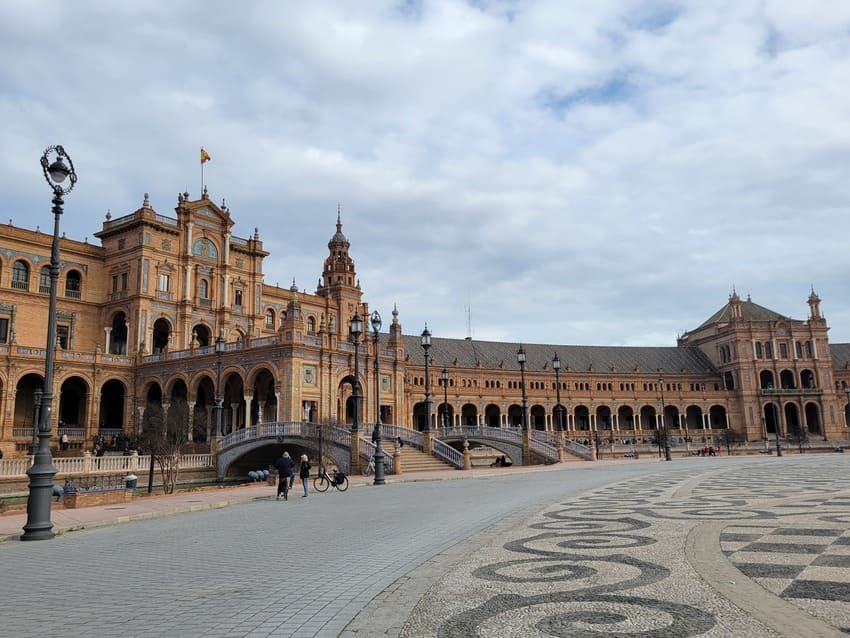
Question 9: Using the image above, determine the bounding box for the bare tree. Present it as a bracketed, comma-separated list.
[719, 428, 746, 455]
[787, 423, 809, 454]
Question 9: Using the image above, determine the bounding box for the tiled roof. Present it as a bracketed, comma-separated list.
[401, 335, 717, 375]
[695, 299, 788, 330]
[830, 344, 850, 370]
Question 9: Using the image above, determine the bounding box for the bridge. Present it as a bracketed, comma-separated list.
[216, 422, 592, 478]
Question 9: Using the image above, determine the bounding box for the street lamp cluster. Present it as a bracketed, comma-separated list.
[23, 145, 78, 541]
[658, 374, 671, 462]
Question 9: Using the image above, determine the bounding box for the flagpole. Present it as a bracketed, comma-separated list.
[201, 147, 204, 196]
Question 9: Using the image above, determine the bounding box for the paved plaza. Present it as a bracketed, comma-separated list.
[2, 456, 850, 637]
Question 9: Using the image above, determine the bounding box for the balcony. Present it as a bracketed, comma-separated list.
[11, 280, 29, 291]
[761, 387, 822, 396]
[65, 289, 81, 299]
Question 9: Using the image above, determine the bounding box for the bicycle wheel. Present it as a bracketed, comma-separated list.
[335, 476, 349, 492]
[362, 462, 373, 477]
[314, 475, 330, 492]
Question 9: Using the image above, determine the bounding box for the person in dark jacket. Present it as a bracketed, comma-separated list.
[274, 451, 295, 500]
[299, 454, 311, 498]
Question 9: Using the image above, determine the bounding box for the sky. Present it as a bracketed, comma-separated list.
[2, 1, 850, 347]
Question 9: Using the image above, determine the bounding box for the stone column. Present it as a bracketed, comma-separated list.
[257, 401, 265, 425]
[463, 438, 472, 470]
[205, 405, 213, 442]
[230, 403, 239, 433]
[243, 394, 253, 431]
[350, 429, 361, 474]
[275, 392, 281, 422]
[161, 403, 171, 439]
[187, 401, 196, 442]
[522, 428, 530, 466]
[104, 327, 112, 354]
[137, 406, 145, 435]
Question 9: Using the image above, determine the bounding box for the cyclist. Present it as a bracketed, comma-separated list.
[274, 451, 295, 501]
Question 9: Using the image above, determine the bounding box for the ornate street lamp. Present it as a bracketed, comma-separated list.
[214, 335, 225, 437]
[421, 325, 432, 431]
[773, 399, 783, 457]
[553, 353, 563, 434]
[23, 145, 77, 541]
[30, 387, 43, 455]
[349, 313, 363, 431]
[441, 368, 450, 429]
[658, 374, 671, 461]
[370, 310, 385, 485]
[517, 345, 528, 431]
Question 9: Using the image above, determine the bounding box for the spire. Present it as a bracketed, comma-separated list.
[808, 286, 822, 320]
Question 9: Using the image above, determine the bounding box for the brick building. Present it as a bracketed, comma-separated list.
[1, 192, 848, 458]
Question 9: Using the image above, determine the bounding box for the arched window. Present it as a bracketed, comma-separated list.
[39, 266, 50, 293]
[265, 308, 275, 329]
[199, 278, 209, 299]
[233, 289, 243, 306]
[65, 270, 82, 298]
[307, 316, 316, 335]
[12, 261, 30, 291]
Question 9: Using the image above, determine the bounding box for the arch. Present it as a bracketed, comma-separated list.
[779, 369, 796, 390]
[264, 308, 275, 330]
[306, 316, 316, 335]
[190, 373, 216, 442]
[507, 404, 522, 427]
[763, 402, 780, 435]
[759, 370, 775, 390]
[708, 405, 727, 429]
[804, 402, 821, 436]
[617, 405, 635, 430]
[412, 402, 428, 430]
[553, 404, 567, 431]
[640, 405, 657, 430]
[595, 405, 612, 431]
[38, 265, 51, 293]
[437, 401, 454, 428]
[723, 371, 735, 390]
[685, 405, 702, 430]
[59, 376, 89, 428]
[575, 405, 591, 431]
[166, 378, 189, 442]
[192, 323, 212, 347]
[800, 369, 816, 389]
[99, 379, 126, 433]
[250, 367, 277, 425]
[65, 269, 82, 299]
[461, 403, 478, 426]
[233, 288, 243, 307]
[141, 381, 164, 438]
[784, 402, 801, 436]
[662, 405, 680, 431]
[530, 404, 546, 430]
[222, 371, 246, 434]
[152, 317, 171, 354]
[484, 404, 500, 428]
[14, 372, 44, 428]
[12, 259, 31, 291]
[111, 311, 128, 354]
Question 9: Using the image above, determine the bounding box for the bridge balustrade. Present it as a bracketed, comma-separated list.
[431, 439, 464, 468]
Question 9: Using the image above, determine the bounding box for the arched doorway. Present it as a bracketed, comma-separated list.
[99, 379, 125, 432]
[805, 402, 822, 436]
[461, 403, 478, 426]
[250, 368, 277, 425]
[222, 372, 245, 434]
[59, 377, 88, 428]
[152, 318, 171, 354]
[507, 405, 522, 427]
[437, 402, 454, 428]
[412, 402, 428, 430]
[484, 404, 500, 428]
[166, 379, 189, 442]
[192, 323, 212, 347]
[110, 312, 128, 354]
[763, 403, 780, 435]
[14, 373, 44, 428]
[530, 405, 545, 430]
[141, 383, 164, 437]
[575, 405, 591, 431]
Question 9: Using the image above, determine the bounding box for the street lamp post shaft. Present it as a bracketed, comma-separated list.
[371, 311, 385, 485]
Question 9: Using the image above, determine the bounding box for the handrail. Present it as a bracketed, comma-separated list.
[431, 439, 463, 469]
[563, 439, 593, 460]
[0, 454, 213, 478]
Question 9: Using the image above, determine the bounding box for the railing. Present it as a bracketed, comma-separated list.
[529, 438, 560, 462]
[108, 291, 128, 301]
[65, 289, 81, 299]
[156, 291, 172, 301]
[432, 439, 464, 469]
[304, 335, 322, 347]
[362, 424, 424, 448]
[563, 439, 593, 460]
[11, 280, 29, 291]
[98, 428, 123, 439]
[199, 298, 212, 308]
[762, 387, 823, 395]
[251, 336, 278, 348]
[39, 284, 50, 294]
[220, 421, 353, 451]
[12, 427, 33, 439]
[104, 212, 135, 229]
[169, 349, 191, 360]
[225, 341, 244, 352]
[230, 236, 248, 246]
[154, 214, 178, 226]
[143, 354, 164, 363]
[0, 454, 213, 478]
[360, 440, 394, 473]
[58, 428, 87, 440]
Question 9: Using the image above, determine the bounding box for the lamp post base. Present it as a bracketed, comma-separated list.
[373, 440, 386, 486]
[21, 434, 57, 541]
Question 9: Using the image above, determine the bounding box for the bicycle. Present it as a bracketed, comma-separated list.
[313, 467, 349, 492]
[362, 455, 391, 477]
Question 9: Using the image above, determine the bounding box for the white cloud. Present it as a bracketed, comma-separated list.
[1, 0, 848, 347]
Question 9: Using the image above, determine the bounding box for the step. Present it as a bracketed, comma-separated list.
[376, 440, 455, 473]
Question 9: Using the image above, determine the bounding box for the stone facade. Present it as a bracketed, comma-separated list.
[0, 192, 848, 458]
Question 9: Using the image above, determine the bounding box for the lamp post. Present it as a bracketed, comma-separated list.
[658, 374, 671, 462]
[517, 345, 528, 431]
[441, 368, 450, 430]
[349, 313, 363, 431]
[30, 388, 43, 455]
[370, 310, 385, 485]
[421, 325, 432, 431]
[773, 399, 783, 457]
[214, 335, 225, 437]
[23, 145, 77, 541]
[845, 386, 850, 430]
[553, 353, 563, 434]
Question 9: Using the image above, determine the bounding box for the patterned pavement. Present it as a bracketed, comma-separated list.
[399, 455, 850, 637]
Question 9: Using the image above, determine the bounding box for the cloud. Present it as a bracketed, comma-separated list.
[1, 0, 848, 347]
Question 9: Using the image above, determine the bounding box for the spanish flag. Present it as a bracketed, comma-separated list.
[200, 147, 211, 164]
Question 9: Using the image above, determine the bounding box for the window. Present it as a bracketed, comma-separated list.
[0, 317, 8, 343]
[12, 261, 29, 291]
[795, 341, 802, 358]
[121, 272, 128, 291]
[764, 342, 773, 359]
[755, 342, 762, 358]
[307, 316, 316, 335]
[39, 266, 51, 293]
[779, 343, 788, 358]
[265, 308, 275, 329]
[199, 278, 209, 299]
[112, 276, 119, 293]
[66, 271, 82, 298]
[234, 289, 243, 306]
[158, 273, 170, 292]
[805, 341, 813, 358]
[57, 325, 69, 349]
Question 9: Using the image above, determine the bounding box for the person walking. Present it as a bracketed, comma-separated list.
[299, 454, 311, 498]
[274, 451, 295, 501]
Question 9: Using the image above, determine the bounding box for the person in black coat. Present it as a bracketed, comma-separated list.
[274, 452, 295, 500]
[299, 454, 311, 498]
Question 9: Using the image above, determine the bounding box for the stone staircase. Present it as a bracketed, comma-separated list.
[380, 440, 455, 473]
